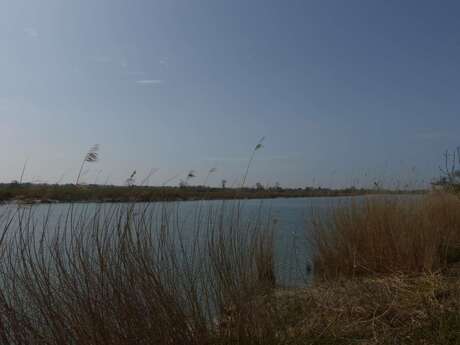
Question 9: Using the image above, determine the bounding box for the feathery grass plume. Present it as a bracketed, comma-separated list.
[187, 170, 196, 179]
[75, 144, 100, 185]
[203, 167, 217, 186]
[186, 170, 196, 184]
[178, 170, 197, 188]
[241, 136, 265, 188]
[126, 170, 137, 186]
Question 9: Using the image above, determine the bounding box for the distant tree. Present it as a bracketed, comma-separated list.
[221, 179, 227, 189]
[435, 147, 460, 189]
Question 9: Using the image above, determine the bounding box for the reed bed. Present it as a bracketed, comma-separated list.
[0, 191, 459, 344]
[311, 192, 460, 279]
[0, 202, 278, 345]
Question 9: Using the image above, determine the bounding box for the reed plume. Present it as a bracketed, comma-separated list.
[75, 144, 100, 185]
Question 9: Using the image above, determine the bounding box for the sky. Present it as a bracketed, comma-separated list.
[1, 0, 459, 188]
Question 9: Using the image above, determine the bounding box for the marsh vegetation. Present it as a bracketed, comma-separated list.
[0, 191, 458, 344]
[0, 145, 458, 344]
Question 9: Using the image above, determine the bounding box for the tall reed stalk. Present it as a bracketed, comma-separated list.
[0, 201, 277, 344]
[75, 144, 99, 185]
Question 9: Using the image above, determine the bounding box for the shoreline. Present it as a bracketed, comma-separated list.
[0, 184, 426, 205]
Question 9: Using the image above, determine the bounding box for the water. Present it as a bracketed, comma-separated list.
[0, 195, 417, 287]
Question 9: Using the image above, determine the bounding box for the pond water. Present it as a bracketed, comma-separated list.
[0, 195, 418, 287]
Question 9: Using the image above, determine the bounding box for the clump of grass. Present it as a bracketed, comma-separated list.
[0, 202, 278, 344]
[264, 273, 460, 344]
[311, 192, 460, 279]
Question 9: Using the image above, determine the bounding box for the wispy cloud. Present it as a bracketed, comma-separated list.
[136, 79, 163, 85]
[24, 27, 38, 38]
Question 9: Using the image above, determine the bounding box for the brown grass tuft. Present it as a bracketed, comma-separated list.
[312, 192, 460, 279]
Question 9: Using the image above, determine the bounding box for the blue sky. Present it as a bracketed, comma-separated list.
[1, 0, 459, 188]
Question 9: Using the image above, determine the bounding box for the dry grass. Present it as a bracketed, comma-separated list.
[0, 202, 278, 345]
[266, 273, 460, 344]
[311, 192, 460, 279]
[0, 192, 459, 344]
[296, 191, 460, 343]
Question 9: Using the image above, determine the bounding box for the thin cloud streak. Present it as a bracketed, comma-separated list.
[136, 79, 163, 85]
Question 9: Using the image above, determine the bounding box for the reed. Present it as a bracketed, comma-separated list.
[311, 192, 460, 279]
[0, 201, 277, 344]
